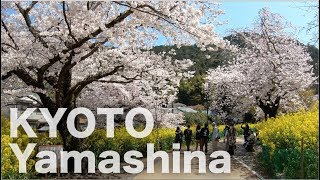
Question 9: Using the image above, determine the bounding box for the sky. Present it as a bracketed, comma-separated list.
[156, 1, 319, 46]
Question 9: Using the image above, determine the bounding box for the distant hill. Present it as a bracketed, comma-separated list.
[151, 44, 234, 75]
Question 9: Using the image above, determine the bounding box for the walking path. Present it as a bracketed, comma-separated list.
[57, 137, 262, 179]
[134, 137, 260, 179]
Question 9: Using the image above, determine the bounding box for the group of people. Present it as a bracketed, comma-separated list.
[174, 122, 240, 155]
[174, 123, 210, 153]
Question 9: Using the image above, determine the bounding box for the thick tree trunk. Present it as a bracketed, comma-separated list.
[57, 108, 84, 174]
[259, 102, 279, 120]
[38, 93, 85, 173]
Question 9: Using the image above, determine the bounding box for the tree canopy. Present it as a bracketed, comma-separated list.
[1, 1, 229, 156]
[151, 32, 318, 107]
[207, 8, 317, 119]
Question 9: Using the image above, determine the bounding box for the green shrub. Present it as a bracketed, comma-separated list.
[259, 146, 276, 177]
[184, 112, 207, 126]
[260, 147, 319, 179]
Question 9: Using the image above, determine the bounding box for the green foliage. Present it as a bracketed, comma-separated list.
[259, 146, 276, 177]
[151, 45, 232, 75]
[184, 112, 208, 126]
[177, 75, 206, 105]
[259, 147, 319, 179]
[303, 148, 319, 179]
[224, 33, 249, 48]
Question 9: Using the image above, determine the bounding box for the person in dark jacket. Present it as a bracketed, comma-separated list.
[200, 123, 210, 153]
[184, 125, 193, 151]
[175, 127, 183, 150]
[241, 123, 250, 142]
[195, 124, 202, 151]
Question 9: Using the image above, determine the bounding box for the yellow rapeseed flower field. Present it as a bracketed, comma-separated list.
[256, 104, 319, 153]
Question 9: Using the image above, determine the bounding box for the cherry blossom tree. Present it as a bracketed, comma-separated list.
[76, 51, 193, 128]
[207, 8, 316, 120]
[1, 1, 228, 160]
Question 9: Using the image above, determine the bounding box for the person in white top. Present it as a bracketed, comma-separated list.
[212, 122, 220, 151]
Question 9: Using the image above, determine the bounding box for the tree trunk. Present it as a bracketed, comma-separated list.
[268, 108, 278, 118]
[259, 103, 279, 120]
[257, 96, 281, 120]
[37, 65, 92, 174]
[38, 94, 84, 174]
[57, 108, 83, 174]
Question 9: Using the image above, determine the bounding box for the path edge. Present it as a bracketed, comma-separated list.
[233, 157, 264, 180]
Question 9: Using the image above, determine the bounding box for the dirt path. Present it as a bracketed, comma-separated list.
[54, 137, 262, 179]
[134, 137, 260, 180]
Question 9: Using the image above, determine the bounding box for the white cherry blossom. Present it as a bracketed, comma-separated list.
[207, 8, 316, 119]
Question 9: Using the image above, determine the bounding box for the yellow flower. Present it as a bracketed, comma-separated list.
[256, 106, 318, 153]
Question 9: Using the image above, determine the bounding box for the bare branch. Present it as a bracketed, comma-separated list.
[87, 2, 102, 11]
[98, 79, 134, 84]
[259, 14, 280, 55]
[1, 43, 17, 51]
[79, 37, 110, 62]
[37, 54, 62, 84]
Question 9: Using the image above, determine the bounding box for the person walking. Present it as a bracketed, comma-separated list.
[175, 127, 183, 151]
[195, 124, 202, 151]
[184, 125, 193, 151]
[200, 123, 210, 153]
[212, 122, 219, 151]
[244, 129, 255, 152]
[241, 123, 250, 142]
[225, 124, 237, 156]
